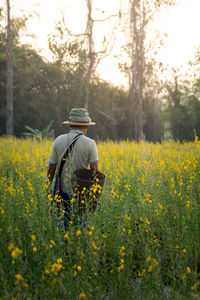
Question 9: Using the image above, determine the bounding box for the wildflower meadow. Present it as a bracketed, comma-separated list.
[0, 137, 200, 299]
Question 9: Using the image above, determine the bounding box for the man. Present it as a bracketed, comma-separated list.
[47, 108, 99, 227]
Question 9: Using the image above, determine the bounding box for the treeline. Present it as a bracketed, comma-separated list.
[0, 43, 129, 140]
[1, 12, 200, 141]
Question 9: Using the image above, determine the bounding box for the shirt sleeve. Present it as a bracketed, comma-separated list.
[49, 142, 58, 165]
[89, 140, 99, 163]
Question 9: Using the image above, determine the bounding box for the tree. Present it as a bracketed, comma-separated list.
[6, 0, 13, 135]
[186, 94, 200, 138]
[163, 78, 194, 141]
[12, 45, 69, 137]
[0, 4, 27, 135]
[120, 0, 175, 140]
[143, 91, 161, 141]
[89, 79, 128, 140]
[128, 0, 150, 141]
[52, 0, 120, 110]
[0, 9, 6, 135]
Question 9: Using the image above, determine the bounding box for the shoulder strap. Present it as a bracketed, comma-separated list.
[58, 133, 83, 177]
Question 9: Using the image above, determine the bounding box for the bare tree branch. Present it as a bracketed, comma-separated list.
[96, 109, 116, 124]
[61, 14, 88, 38]
[95, 24, 117, 68]
[59, 0, 120, 109]
[92, 12, 120, 23]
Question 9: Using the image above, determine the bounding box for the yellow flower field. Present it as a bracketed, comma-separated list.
[0, 137, 200, 299]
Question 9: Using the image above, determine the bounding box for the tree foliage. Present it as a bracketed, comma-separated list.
[163, 78, 200, 141]
[1, 4, 200, 142]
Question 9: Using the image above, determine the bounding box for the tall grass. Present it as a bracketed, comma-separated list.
[0, 137, 200, 299]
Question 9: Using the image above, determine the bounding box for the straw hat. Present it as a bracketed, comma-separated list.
[62, 108, 95, 126]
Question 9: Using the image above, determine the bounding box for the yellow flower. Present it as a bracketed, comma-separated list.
[91, 226, 95, 231]
[146, 256, 151, 262]
[145, 218, 150, 225]
[79, 291, 86, 298]
[50, 240, 56, 246]
[47, 194, 52, 201]
[8, 243, 15, 252]
[70, 198, 75, 204]
[118, 264, 124, 271]
[73, 270, 77, 277]
[88, 231, 93, 236]
[153, 258, 159, 265]
[64, 232, 69, 239]
[50, 262, 64, 275]
[187, 266, 191, 274]
[138, 269, 146, 277]
[11, 247, 23, 259]
[148, 265, 152, 272]
[91, 241, 97, 250]
[72, 264, 77, 269]
[57, 258, 62, 263]
[31, 235, 36, 241]
[191, 282, 198, 290]
[33, 247, 37, 253]
[76, 230, 81, 237]
[77, 265, 82, 272]
[15, 274, 23, 281]
[119, 246, 125, 256]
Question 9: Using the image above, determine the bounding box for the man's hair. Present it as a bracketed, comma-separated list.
[69, 125, 88, 130]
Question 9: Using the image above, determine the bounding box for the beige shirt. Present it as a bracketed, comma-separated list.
[49, 130, 99, 194]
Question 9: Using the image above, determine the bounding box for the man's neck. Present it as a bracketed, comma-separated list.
[70, 129, 85, 135]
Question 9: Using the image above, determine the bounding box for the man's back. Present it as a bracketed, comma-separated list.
[49, 130, 98, 194]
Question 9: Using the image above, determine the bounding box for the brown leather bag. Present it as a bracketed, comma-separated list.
[72, 168, 106, 214]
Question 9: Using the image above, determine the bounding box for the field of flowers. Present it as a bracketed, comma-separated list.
[0, 136, 200, 299]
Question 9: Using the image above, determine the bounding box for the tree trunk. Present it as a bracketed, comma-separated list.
[128, 0, 145, 141]
[84, 0, 95, 110]
[137, 0, 145, 141]
[6, 0, 14, 136]
[128, 83, 137, 139]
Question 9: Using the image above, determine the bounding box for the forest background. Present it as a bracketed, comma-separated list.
[1, 0, 200, 142]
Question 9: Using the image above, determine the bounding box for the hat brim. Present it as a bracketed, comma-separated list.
[62, 120, 96, 126]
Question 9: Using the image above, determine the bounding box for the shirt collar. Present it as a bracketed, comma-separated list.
[70, 129, 84, 134]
